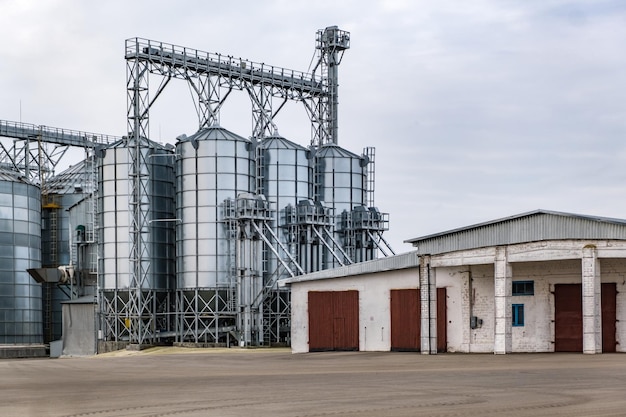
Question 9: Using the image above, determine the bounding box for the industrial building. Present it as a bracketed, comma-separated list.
[286, 210, 626, 354]
[0, 26, 395, 355]
[4, 27, 621, 358]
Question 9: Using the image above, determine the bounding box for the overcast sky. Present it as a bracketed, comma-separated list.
[1, 0, 625, 252]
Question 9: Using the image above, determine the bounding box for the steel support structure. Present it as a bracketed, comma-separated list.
[202, 194, 319, 346]
[123, 31, 348, 146]
[0, 119, 118, 184]
[283, 202, 341, 273]
[308, 26, 350, 146]
[176, 288, 236, 345]
[124, 31, 350, 346]
[221, 195, 306, 346]
[364, 147, 376, 208]
[125, 43, 156, 346]
[246, 83, 280, 140]
[340, 208, 394, 263]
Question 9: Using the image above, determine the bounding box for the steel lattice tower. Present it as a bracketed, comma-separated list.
[312, 26, 350, 146]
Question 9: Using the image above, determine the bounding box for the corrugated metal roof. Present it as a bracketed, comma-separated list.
[177, 126, 250, 143]
[261, 135, 307, 150]
[316, 143, 361, 158]
[45, 159, 95, 195]
[104, 136, 175, 151]
[0, 167, 28, 183]
[406, 209, 626, 255]
[281, 251, 419, 285]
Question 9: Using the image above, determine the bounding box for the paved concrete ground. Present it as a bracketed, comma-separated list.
[1, 348, 625, 417]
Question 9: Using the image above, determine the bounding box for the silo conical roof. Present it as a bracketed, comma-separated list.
[315, 143, 360, 158]
[105, 136, 174, 151]
[261, 134, 307, 151]
[177, 126, 251, 143]
[45, 159, 95, 195]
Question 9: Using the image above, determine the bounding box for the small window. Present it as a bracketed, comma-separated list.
[512, 280, 534, 296]
[512, 304, 524, 327]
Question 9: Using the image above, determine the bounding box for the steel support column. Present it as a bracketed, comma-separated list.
[126, 40, 154, 346]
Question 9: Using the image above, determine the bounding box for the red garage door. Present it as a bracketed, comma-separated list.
[390, 289, 420, 351]
[437, 287, 447, 353]
[554, 283, 617, 353]
[555, 284, 583, 352]
[390, 288, 447, 352]
[602, 283, 617, 353]
[308, 291, 359, 352]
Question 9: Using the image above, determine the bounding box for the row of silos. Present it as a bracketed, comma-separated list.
[95, 124, 373, 346]
[0, 123, 371, 346]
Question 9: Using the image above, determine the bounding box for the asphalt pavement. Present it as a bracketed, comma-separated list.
[1, 347, 625, 416]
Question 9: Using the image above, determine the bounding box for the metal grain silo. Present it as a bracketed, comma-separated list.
[0, 168, 42, 344]
[259, 134, 311, 278]
[97, 137, 176, 343]
[314, 144, 367, 267]
[256, 134, 313, 344]
[175, 126, 254, 344]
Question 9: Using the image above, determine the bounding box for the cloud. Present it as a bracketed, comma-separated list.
[0, 0, 625, 251]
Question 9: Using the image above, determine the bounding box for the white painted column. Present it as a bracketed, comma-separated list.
[429, 267, 438, 354]
[582, 245, 602, 354]
[494, 246, 512, 354]
[419, 255, 437, 354]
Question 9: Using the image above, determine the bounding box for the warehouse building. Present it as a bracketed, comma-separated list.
[285, 210, 626, 354]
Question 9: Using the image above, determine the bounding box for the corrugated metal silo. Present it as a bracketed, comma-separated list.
[314, 144, 367, 267]
[259, 134, 311, 278]
[97, 137, 176, 343]
[257, 134, 312, 344]
[175, 126, 255, 344]
[0, 168, 42, 344]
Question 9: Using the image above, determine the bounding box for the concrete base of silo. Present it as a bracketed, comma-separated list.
[126, 343, 154, 351]
[0, 345, 47, 359]
[97, 341, 129, 354]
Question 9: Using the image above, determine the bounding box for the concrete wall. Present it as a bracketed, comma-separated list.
[62, 302, 96, 356]
[290, 268, 418, 353]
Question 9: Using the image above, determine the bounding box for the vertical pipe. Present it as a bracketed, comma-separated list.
[328, 46, 339, 144]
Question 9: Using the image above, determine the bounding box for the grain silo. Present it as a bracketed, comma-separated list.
[256, 134, 313, 343]
[314, 144, 368, 267]
[175, 126, 255, 345]
[97, 137, 176, 346]
[258, 134, 312, 278]
[0, 168, 42, 344]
